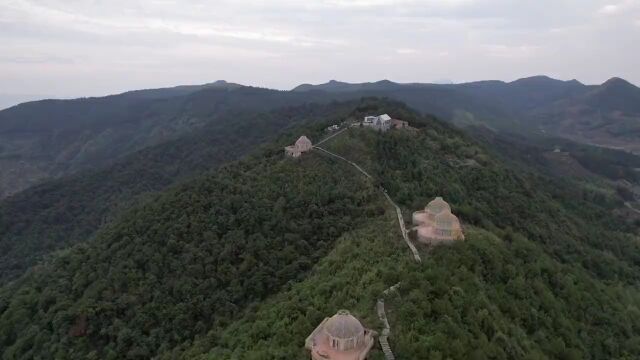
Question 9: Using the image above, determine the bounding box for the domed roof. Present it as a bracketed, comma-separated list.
[324, 310, 364, 339]
[426, 197, 451, 215]
[435, 210, 460, 229]
[296, 135, 312, 146]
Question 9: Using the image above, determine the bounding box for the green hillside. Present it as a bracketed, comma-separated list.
[171, 107, 640, 359]
[0, 144, 381, 359]
[0, 84, 357, 199]
[0, 101, 354, 284]
[1, 100, 639, 359]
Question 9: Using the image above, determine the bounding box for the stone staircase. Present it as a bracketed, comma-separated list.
[379, 332, 395, 360]
[377, 286, 400, 360]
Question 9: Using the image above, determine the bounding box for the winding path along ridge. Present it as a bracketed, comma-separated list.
[312, 132, 424, 360]
[313, 145, 421, 262]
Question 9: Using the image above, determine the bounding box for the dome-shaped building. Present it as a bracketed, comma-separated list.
[324, 310, 365, 351]
[413, 197, 464, 245]
[305, 310, 376, 360]
[285, 135, 313, 158]
[434, 211, 464, 239]
[425, 197, 451, 223]
[412, 196, 450, 226]
[296, 135, 312, 151]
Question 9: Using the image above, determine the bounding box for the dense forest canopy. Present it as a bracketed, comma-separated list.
[0, 144, 382, 358]
[0, 99, 639, 359]
[179, 105, 640, 359]
[0, 101, 354, 285]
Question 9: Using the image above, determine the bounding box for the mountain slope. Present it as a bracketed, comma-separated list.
[0, 101, 355, 284]
[1, 99, 639, 359]
[0, 83, 355, 199]
[0, 82, 226, 198]
[0, 140, 382, 359]
[530, 78, 640, 153]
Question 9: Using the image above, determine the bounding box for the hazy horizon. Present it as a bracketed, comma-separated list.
[2, 0, 639, 108]
[0, 73, 637, 110]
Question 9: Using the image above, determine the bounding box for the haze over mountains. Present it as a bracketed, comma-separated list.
[294, 76, 640, 153]
[2, 75, 639, 199]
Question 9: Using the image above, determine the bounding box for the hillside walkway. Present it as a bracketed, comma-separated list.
[314, 146, 372, 179]
[381, 190, 421, 262]
[314, 135, 420, 359]
[315, 127, 348, 146]
[625, 202, 640, 215]
[313, 145, 420, 262]
[377, 283, 400, 360]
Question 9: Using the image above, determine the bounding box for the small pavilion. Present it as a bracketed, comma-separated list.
[305, 310, 376, 360]
[412, 197, 464, 244]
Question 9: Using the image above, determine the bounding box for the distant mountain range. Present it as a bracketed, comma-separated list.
[0, 81, 352, 198]
[293, 76, 640, 153]
[1, 75, 639, 198]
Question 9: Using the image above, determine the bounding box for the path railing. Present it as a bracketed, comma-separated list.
[381, 191, 421, 263]
[313, 146, 372, 179]
[313, 137, 422, 360]
[377, 283, 400, 360]
[314, 127, 348, 146]
[314, 146, 421, 262]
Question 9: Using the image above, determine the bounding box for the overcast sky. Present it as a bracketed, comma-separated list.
[1, 0, 639, 101]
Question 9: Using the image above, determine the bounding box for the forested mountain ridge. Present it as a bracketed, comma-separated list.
[0, 128, 383, 359]
[0, 81, 231, 198]
[182, 107, 640, 359]
[1, 99, 639, 359]
[3, 75, 638, 200]
[0, 83, 356, 199]
[180, 108, 640, 359]
[293, 76, 640, 154]
[530, 77, 640, 153]
[0, 101, 355, 285]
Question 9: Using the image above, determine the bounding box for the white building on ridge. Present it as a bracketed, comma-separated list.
[363, 114, 392, 132]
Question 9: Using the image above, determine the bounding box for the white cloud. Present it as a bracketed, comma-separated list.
[599, 4, 621, 14]
[598, 0, 640, 15]
[395, 48, 419, 55]
[0, 0, 638, 95]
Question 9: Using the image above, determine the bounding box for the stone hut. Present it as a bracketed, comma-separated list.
[285, 135, 312, 158]
[412, 197, 464, 244]
[305, 310, 376, 360]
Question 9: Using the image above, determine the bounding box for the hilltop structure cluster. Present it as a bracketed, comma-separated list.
[363, 114, 409, 132]
[305, 310, 376, 360]
[293, 126, 461, 358]
[412, 197, 464, 244]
